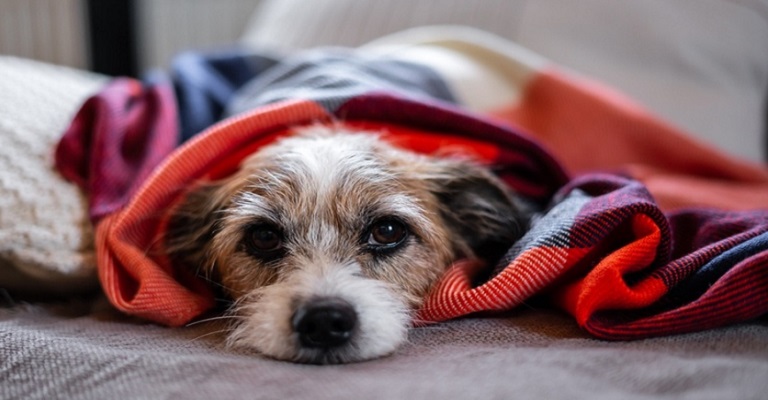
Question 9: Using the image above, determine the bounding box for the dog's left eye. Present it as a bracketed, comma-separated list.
[367, 219, 408, 250]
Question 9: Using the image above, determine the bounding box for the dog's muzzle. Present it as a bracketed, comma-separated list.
[291, 297, 358, 348]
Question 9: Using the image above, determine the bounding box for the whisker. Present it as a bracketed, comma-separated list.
[198, 273, 245, 296]
[185, 314, 242, 327]
[188, 329, 232, 343]
[186, 266, 250, 299]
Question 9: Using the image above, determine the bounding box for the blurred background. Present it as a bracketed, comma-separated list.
[0, 0, 261, 75]
[1, 0, 765, 161]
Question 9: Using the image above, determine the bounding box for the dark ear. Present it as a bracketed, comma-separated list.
[430, 161, 529, 266]
[165, 181, 229, 278]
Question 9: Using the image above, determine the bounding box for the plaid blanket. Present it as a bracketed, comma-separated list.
[55, 28, 768, 339]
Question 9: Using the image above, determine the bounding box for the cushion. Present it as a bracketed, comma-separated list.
[0, 57, 105, 296]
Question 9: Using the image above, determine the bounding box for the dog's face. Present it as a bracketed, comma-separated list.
[167, 127, 525, 364]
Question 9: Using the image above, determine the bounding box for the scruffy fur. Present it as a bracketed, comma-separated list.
[167, 126, 526, 364]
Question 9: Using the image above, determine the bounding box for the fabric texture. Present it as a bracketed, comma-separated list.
[0, 56, 104, 296]
[53, 28, 768, 340]
[2, 304, 767, 400]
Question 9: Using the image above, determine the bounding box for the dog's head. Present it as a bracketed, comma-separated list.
[167, 126, 526, 364]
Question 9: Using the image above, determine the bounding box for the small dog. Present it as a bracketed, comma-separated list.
[167, 125, 527, 364]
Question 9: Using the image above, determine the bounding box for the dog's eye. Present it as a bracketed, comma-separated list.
[367, 219, 408, 250]
[244, 223, 283, 255]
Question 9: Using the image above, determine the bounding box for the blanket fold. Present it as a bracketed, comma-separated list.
[54, 27, 768, 338]
[55, 76, 179, 223]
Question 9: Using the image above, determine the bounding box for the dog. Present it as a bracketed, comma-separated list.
[166, 125, 528, 364]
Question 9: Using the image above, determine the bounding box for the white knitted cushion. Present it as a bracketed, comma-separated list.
[0, 57, 105, 296]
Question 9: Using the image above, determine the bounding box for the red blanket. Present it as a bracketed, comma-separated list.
[55, 45, 768, 339]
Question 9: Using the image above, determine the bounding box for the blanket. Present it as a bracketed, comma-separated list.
[54, 27, 768, 339]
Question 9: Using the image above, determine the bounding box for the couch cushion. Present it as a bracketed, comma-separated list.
[0, 57, 104, 296]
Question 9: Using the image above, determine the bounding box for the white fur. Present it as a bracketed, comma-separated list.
[227, 261, 409, 364]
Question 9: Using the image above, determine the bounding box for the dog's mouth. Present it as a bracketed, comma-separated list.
[291, 342, 361, 365]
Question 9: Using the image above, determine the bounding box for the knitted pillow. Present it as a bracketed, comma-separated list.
[0, 57, 105, 297]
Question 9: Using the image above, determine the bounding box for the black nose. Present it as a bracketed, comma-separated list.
[291, 298, 357, 349]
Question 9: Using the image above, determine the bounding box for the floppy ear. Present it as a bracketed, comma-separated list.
[429, 160, 529, 266]
[165, 178, 237, 278]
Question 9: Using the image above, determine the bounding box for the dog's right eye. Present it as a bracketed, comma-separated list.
[243, 223, 284, 258]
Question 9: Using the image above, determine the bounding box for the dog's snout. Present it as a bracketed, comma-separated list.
[292, 298, 357, 349]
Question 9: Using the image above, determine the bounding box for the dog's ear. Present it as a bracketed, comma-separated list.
[165, 179, 234, 278]
[427, 160, 529, 265]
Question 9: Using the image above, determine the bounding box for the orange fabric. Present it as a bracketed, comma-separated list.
[96, 213, 214, 326]
[552, 214, 668, 325]
[491, 69, 768, 211]
[343, 120, 500, 162]
[416, 245, 592, 324]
